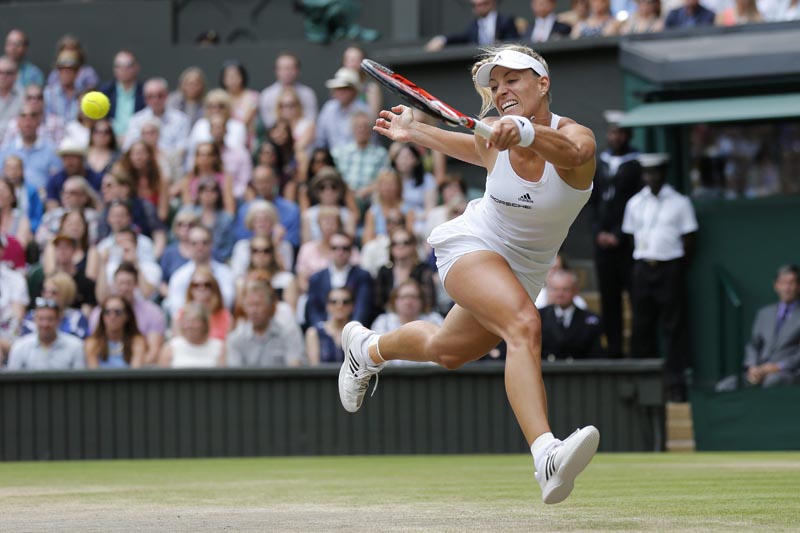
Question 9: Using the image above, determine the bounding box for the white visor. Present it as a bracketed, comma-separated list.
[474, 50, 549, 87]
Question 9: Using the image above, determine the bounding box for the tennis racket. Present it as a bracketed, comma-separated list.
[361, 59, 494, 140]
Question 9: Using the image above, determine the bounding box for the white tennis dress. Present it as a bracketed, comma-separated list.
[427, 113, 592, 303]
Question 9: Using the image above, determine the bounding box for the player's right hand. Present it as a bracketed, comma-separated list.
[374, 105, 416, 142]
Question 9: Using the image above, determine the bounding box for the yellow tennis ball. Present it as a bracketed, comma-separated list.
[80, 91, 111, 120]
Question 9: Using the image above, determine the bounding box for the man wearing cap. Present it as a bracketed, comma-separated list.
[622, 153, 698, 402]
[425, 0, 520, 51]
[4, 30, 43, 90]
[258, 53, 317, 131]
[45, 137, 103, 210]
[43, 50, 81, 123]
[7, 297, 85, 370]
[0, 55, 24, 143]
[590, 110, 642, 356]
[0, 102, 62, 194]
[0, 233, 29, 363]
[314, 67, 371, 152]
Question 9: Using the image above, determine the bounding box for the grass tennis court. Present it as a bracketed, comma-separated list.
[2, 452, 799, 531]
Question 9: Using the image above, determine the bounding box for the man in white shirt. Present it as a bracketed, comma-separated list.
[622, 153, 698, 402]
[124, 78, 190, 165]
[258, 53, 317, 130]
[227, 281, 306, 367]
[7, 298, 85, 370]
[526, 0, 573, 42]
[167, 225, 234, 317]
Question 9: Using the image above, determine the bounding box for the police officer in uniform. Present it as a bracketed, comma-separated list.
[590, 111, 642, 356]
[622, 153, 698, 402]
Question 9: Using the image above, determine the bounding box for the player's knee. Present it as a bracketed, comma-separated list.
[503, 311, 541, 350]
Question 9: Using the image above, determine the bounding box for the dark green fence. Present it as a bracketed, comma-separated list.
[691, 386, 800, 451]
[0, 361, 665, 461]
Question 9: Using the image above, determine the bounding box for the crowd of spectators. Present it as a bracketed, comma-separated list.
[1, 12, 792, 379]
[0, 29, 505, 371]
[424, 0, 795, 52]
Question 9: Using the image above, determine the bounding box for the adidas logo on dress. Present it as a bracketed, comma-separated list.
[518, 193, 534, 204]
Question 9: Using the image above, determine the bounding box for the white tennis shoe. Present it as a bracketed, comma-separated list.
[339, 321, 385, 413]
[535, 426, 600, 504]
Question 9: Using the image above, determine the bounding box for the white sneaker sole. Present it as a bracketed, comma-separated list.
[542, 426, 600, 504]
[338, 321, 366, 413]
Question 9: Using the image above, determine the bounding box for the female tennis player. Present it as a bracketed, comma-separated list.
[339, 44, 599, 504]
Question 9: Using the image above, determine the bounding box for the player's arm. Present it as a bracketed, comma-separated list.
[490, 118, 596, 189]
[533, 123, 596, 189]
[374, 105, 482, 167]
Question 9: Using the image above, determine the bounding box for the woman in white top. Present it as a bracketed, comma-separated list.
[159, 302, 225, 368]
[339, 44, 599, 505]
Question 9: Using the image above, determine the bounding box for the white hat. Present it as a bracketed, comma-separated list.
[638, 153, 670, 168]
[325, 67, 360, 90]
[474, 50, 549, 88]
[57, 137, 88, 157]
[603, 110, 625, 126]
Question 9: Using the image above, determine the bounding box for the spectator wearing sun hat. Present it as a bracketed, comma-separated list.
[43, 49, 81, 124]
[314, 67, 371, 152]
[45, 136, 103, 209]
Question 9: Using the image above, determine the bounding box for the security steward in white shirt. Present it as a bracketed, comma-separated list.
[622, 153, 698, 402]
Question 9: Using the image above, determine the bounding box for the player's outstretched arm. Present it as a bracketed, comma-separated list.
[531, 122, 596, 190]
[374, 105, 483, 167]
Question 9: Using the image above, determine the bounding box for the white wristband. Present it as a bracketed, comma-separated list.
[502, 116, 535, 147]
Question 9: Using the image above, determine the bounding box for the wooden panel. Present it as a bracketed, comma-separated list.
[0, 363, 665, 461]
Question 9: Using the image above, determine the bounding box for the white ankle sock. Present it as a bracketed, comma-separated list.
[362, 334, 384, 368]
[531, 432, 556, 470]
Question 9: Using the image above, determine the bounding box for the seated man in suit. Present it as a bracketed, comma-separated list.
[425, 0, 520, 51]
[305, 231, 374, 327]
[540, 269, 604, 360]
[524, 0, 572, 43]
[719, 265, 800, 390]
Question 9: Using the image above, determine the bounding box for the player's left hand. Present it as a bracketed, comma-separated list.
[486, 116, 527, 151]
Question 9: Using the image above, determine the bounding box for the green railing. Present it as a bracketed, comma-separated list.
[715, 266, 744, 385]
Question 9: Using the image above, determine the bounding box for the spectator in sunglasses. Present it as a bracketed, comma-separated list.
[306, 287, 354, 365]
[85, 295, 145, 368]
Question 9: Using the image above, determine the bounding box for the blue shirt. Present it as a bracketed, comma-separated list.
[664, 5, 716, 28]
[21, 308, 89, 339]
[0, 138, 63, 191]
[112, 82, 137, 139]
[7, 331, 86, 370]
[15, 62, 44, 89]
[159, 242, 191, 282]
[43, 84, 80, 123]
[46, 168, 105, 202]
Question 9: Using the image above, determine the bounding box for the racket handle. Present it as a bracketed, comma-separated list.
[473, 120, 494, 139]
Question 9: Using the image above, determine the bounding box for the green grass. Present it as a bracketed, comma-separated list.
[1, 453, 799, 531]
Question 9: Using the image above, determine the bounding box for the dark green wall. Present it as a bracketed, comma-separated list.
[691, 386, 800, 450]
[0, 362, 665, 461]
[688, 196, 800, 386]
